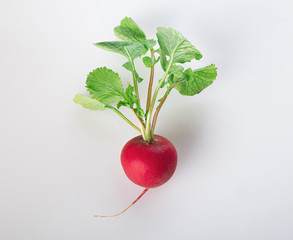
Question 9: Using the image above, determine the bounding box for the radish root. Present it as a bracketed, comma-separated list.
[93, 188, 149, 218]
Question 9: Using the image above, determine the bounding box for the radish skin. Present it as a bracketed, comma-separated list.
[121, 135, 177, 188]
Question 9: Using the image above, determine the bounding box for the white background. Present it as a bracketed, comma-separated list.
[1, 0, 293, 239]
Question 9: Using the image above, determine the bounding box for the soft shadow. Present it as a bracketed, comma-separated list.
[157, 103, 209, 168]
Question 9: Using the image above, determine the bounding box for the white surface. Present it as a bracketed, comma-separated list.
[1, 0, 293, 239]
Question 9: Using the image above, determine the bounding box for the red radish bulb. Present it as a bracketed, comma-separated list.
[121, 135, 177, 188]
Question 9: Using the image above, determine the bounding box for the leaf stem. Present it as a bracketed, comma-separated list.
[144, 57, 173, 141]
[132, 109, 145, 128]
[151, 82, 178, 135]
[132, 109, 146, 139]
[146, 49, 155, 111]
[106, 105, 141, 133]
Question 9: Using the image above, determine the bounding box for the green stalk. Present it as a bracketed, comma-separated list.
[106, 105, 141, 133]
[146, 49, 155, 111]
[140, 123, 147, 140]
[144, 57, 173, 141]
[151, 82, 178, 136]
[132, 109, 147, 139]
[125, 48, 146, 140]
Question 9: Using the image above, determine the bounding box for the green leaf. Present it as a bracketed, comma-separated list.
[158, 48, 168, 71]
[156, 27, 202, 64]
[160, 79, 168, 88]
[173, 64, 217, 96]
[169, 65, 184, 75]
[114, 17, 156, 50]
[116, 100, 128, 109]
[122, 62, 143, 83]
[122, 61, 132, 71]
[95, 41, 146, 84]
[136, 75, 144, 83]
[142, 56, 153, 68]
[169, 65, 184, 81]
[154, 56, 160, 64]
[143, 39, 156, 49]
[114, 17, 146, 42]
[86, 67, 124, 104]
[158, 96, 163, 102]
[116, 83, 145, 120]
[117, 83, 137, 109]
[73, 94, 105, 110]
[144, 109, 149, 120]
[124, 84, 137, 108]
[94, 41, 146, 59]
[135, 106, 145, 119]
[167, 74, 176, 86]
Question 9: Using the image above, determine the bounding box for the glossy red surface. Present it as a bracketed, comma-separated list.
[121, 135, 177, 188]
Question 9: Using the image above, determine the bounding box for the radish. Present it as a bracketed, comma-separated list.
[74, 17, 217, 217]
[121, 135, 177, 188]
